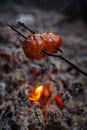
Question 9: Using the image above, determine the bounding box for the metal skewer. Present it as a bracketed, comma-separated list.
[18, 21, 36, 34]
[8, 23, 87, 77]
[7, 24, 27, 39]
[42, 50, 87, 77]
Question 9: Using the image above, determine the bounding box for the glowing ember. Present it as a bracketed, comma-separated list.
[55, 96, 65, 107]
[29, 85, 44, 101]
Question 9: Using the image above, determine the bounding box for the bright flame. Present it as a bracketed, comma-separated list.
[29, 85, 44, 101]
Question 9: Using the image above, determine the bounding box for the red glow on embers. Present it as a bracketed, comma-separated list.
[28, 83, 65, 107]
[55, 96, 65, 107]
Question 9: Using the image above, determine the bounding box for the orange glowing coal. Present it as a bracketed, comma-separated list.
[28, 85, 44, 101]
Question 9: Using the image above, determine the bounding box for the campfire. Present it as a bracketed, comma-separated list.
[28, 83, 52, 107]
[28, 82, 66, 109]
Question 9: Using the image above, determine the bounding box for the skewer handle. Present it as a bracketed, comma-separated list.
[42, 50, 87, 77]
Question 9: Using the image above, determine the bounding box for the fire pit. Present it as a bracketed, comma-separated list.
[0, 3, 87, 130]
[0, 56, 86, 130]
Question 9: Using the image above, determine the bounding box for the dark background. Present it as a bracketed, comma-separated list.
[0, 0, 87, 22]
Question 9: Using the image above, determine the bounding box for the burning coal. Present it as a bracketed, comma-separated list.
[28, 84, 44, 101]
